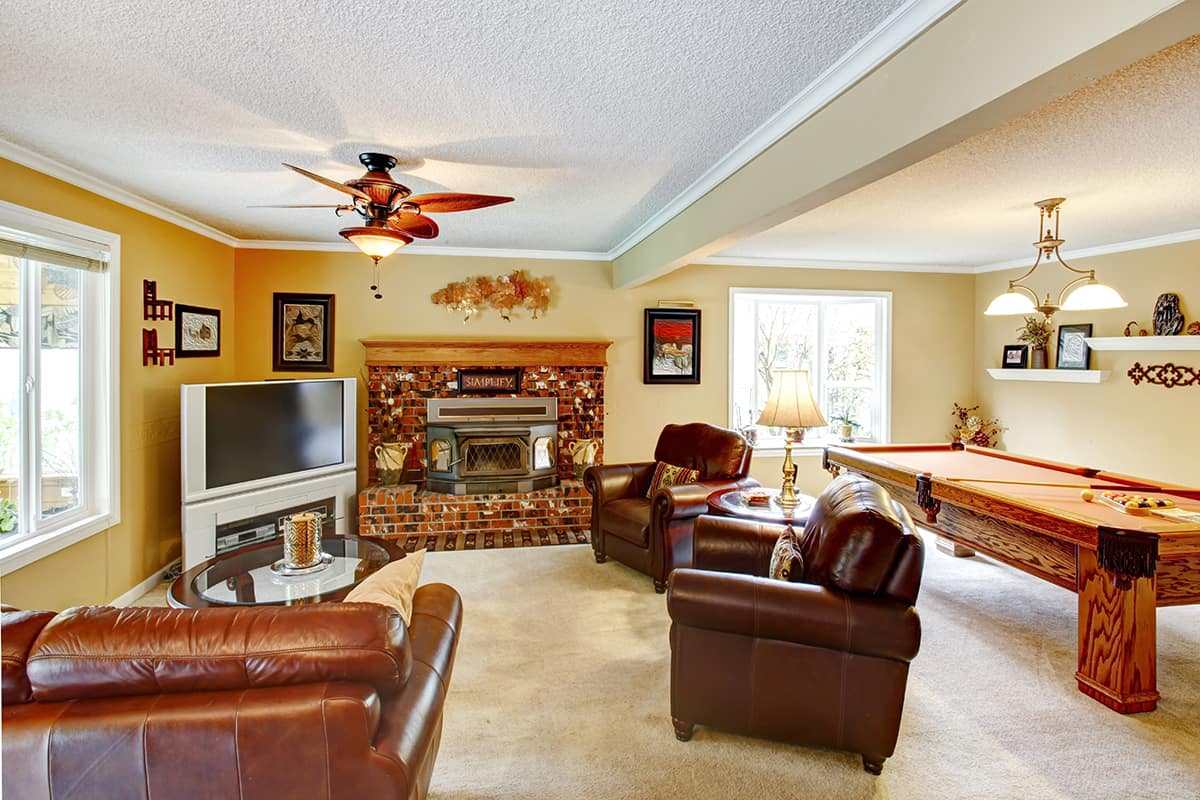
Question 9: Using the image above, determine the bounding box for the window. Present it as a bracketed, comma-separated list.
[729, 288, 890, 450]
[0, 203, 119, 574]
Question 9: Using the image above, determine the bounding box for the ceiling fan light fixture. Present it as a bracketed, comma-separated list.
[1060, 280, 1127, 311]
[339, 226, 411, 262]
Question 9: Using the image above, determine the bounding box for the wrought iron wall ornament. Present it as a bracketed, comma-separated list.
[1128, 361, 1200, 388]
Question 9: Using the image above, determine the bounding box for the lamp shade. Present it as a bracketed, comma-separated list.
[984, 291, 1036, 316]
[1060, 281, 1127, 311]
[339, 226, 411, 261]
[756, 370, 827, 430]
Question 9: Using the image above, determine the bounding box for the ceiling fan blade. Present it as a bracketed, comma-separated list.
[248, 204, 349, 208]
[283, 163, 371, 201]
[407, 193, 514, 213]
[388, 213, 439, 239]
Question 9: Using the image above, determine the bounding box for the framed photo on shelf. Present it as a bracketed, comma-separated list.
[272, 292, 335, 372]
[174, 304, 221, 357]
[1002, 344, 1029, 369]
[1056, 323, 1093, 370]
[643, 308, 701, 384]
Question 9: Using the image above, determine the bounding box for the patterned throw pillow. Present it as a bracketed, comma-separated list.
[645, 461, 701, 498]
[769, 527, 804, 582]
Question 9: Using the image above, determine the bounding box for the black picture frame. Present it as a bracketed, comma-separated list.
[1002, 344, 1028, 369]
[1056, 323, 1093, 370]
[457, 368, 523, 394]
[174, 304, 221, 358]
[272, 292, 335, 372]
[644, 308, 701, 384]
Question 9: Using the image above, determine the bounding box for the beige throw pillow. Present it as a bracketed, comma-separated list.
[344, 549, 426, 625]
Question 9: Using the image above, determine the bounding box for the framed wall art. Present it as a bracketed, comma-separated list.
[175, 303, 220, 357]
[643, 308, 700, 384]
[273, 292, 335, 372]
[1056, 323, 1093, 370]
[1002, 344, 1028, 369]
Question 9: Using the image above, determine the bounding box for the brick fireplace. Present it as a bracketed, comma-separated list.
[358, 339, 610, 549]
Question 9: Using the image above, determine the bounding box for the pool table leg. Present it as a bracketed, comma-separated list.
[1074, 547, 1159, 713]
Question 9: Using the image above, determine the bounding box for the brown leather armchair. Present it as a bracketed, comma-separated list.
[1, 585, 462, 800]
[667, 474, 924, 774]
[583, 422, 757, 592]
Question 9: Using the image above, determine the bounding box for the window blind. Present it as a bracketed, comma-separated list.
[0, 233, 108, 272]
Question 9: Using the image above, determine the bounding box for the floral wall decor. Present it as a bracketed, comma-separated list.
[431, 269, 551, 322]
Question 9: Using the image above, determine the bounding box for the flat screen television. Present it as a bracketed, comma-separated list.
[181, 378, 356, 503]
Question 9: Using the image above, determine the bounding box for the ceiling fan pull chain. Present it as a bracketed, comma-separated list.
[371, 261, 383, 300]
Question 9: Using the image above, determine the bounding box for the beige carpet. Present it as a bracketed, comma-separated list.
[419, 537, 1200, 800]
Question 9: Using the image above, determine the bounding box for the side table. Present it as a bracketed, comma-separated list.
[169, 534, 403, 608]
[706, 487, 815, 528]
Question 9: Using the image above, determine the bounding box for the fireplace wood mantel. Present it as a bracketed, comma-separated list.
[361, 339, 612, 367]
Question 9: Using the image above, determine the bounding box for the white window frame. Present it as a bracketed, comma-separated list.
[728, 287, 892, 455]
[0, 201, 121, 575]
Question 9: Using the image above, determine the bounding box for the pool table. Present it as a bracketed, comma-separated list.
[823, 442, 1200, 714]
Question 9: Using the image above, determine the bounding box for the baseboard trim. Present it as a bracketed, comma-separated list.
[109, 559, 179, 607]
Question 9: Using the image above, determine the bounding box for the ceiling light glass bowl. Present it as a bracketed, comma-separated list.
[984, 291, 1037, 316]
[1060, 281, 1127, 311]
[339, 226, 411, 261]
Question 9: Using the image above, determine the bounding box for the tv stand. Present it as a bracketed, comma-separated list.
[181, 471, 357, 570]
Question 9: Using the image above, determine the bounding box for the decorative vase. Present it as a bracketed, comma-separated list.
[374, 441, 412, 486]
[567, 438, 600, 480]
[278, 512, 327, 572]
[838, 424, 855, 442]
[1030, 345, 1047, 369]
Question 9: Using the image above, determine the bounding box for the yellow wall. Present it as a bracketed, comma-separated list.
[234, 250, 977, 498]
[975, 239, 1200, 485]
[0, 159, 236, 609]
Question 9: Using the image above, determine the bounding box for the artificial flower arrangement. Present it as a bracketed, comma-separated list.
[431, 269, 551, 322]
[951, 403, 1004, 448]
[1016, 315, 1053, 348]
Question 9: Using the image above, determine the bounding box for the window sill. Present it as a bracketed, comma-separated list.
[752, 441, 867, 458]
[0, 512, 116, 576]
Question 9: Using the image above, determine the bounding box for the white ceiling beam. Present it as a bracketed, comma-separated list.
[612, 0, 1200, 288]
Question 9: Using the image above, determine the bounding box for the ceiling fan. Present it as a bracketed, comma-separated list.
[257, 152, 513, 298]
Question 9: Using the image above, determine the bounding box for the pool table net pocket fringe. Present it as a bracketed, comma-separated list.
[1097, 527, 1158, 582]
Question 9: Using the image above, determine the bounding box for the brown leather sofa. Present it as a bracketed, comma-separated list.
[667, 474, 924, 774]
[583, 422, 757, 592]
[1, 584, 462, 800]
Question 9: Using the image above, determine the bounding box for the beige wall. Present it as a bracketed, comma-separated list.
[234, 250, 977, 498]
[0, 159, 236, 609]
[975, 239, 1200, 485]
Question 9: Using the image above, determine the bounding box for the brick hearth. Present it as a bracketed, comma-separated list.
[357, 339, 609, 549]
[358, 480, 590, 551]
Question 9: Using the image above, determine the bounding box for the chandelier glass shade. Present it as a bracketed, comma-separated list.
[983, 198, 1126, 319]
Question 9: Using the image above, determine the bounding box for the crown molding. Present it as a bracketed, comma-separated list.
[974, 228, 1200, 273]
[0, 139, 240, 247]
[604, 0, 965, 261]
[698, 255, 974, 273]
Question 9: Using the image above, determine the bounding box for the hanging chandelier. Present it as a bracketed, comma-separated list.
[984, 197, 1127, 319]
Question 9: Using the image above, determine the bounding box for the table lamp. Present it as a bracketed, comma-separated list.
[756, 370, 827, 510]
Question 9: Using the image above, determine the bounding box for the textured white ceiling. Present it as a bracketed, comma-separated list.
[0, 0, 905, 251]
[719, 35, 1200, 268]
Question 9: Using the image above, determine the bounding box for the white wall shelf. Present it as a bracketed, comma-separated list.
[986, 369, 1110, 383]
[1084, 335, 1200, 351]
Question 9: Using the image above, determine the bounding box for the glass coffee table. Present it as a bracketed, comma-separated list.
[169, 535, 404, 608]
